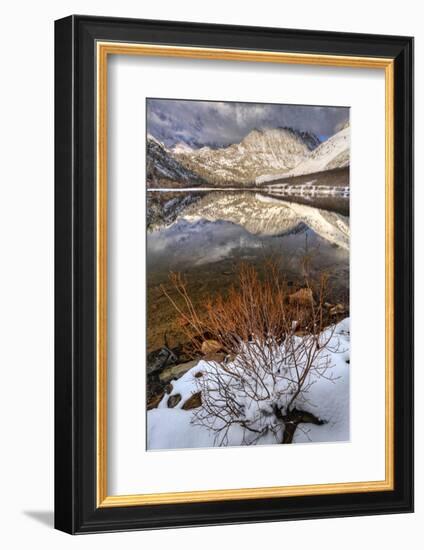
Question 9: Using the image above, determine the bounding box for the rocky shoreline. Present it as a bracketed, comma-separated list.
[146, 298, 348, 412]
[147, 342, 226, 412]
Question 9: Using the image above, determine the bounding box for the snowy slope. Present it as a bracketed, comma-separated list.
[172, 128, 319, 185]
[257, 126, 350, 184]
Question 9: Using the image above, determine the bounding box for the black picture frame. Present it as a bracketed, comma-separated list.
[55, 15, 414, 534]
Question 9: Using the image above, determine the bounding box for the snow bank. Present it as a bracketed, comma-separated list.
[157, 362, 206, 410]
[148, 409, 215, 449]
[147, 318, 350, 450]
[293, 317, 350, 443]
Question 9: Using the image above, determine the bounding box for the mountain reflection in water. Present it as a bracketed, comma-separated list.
[146, 189, 349, 352]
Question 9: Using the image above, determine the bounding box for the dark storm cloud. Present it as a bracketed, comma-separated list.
[147, 99, 349, 148]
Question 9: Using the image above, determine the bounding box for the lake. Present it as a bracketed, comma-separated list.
[146, 188, 349, 353]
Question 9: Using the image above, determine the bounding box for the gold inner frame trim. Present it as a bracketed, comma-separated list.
[96, 41, 395, 508]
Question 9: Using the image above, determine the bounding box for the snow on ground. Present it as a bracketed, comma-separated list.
[147, 318, 350, 450]
[157, 362, 205, 410]
[148, 409, 215, 449]
[293, 318, 350, 443]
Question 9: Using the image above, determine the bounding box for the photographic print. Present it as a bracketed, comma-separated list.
[55, 18, 413, 532]
[146, 98, 350, 450]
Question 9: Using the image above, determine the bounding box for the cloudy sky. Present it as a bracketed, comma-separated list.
[147, 98, 349, 149]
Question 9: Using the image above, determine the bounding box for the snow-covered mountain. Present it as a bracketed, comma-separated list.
[257, 126, 350, 184]
[179, 191, 349, 250]
[146, 134, 205, 187]
[171, 141, 194, 155]
[172, 128, 320, 185]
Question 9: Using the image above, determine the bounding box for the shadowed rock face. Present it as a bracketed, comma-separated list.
[146, 134, 206, 187]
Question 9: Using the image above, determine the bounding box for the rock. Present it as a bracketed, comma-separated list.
[201, 339, 222, 354]
[329, 303, 346, 315]
[167, 394, 182, 408]
[194, 371, 203, 378]
[165, 383, 173, 394]
[147, 391, 164, 411]
[288, 288, 313, 306]
[146, 375, 165, 402]
[147, 346, 178, 376]
[182, 392, 202, 410]
[159, 359, 199, 383]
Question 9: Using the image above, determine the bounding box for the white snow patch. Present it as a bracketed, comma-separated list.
[148, 318, 351, 450]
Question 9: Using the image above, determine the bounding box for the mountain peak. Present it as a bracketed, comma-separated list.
[147, 133, 166, 149]
[170, 127, 315, 185]
[172, 141, 194, 155]
[256, 125, 350, 184]
[146, 135, 205, 187]
[240, 127, 320, 151]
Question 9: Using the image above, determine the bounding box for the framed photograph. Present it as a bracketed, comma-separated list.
[54, 15, 413, 534]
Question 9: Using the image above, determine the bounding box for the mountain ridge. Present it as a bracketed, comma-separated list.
[146, 134, 206, 187]
[256, 125, 350, 184]
[170, 127, 320, 185]
[147, 124, 349, 187]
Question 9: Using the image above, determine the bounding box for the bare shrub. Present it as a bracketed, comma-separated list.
[162, 262, 342, 445]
